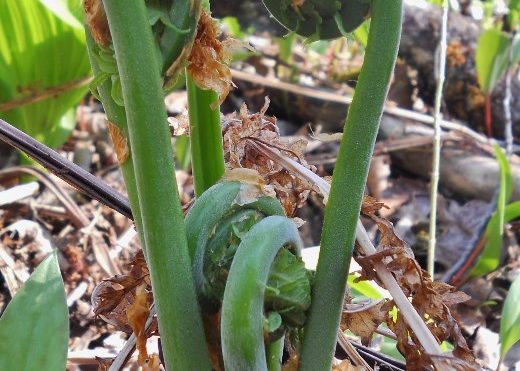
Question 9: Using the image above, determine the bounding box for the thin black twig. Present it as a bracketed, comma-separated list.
[0, 118, 133, 220]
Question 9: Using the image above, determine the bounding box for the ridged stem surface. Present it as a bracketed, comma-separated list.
[101, 1, 211, 369]
[299, 1, 403, 369]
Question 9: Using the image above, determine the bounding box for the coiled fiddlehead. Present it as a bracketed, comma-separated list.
[262, 0, 370, 40]
[185, 181, 311, 370]
[221, 216, 303, 370]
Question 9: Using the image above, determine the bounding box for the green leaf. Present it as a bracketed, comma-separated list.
[221, 17, 246, 39]
[265, 248, 312, 327]
[348, 274, 383, 299]
[0, 0, 91, 149]
[500, 272, 520, 357]
[175, 135, 191, 170]
[471, 145, 512, 277]
[47, 107, 77, 148]
[0, 252, 68, 370]
[38, 0, 82, 28]
[379, 336, 405, 361]
[476, 29, 512, 94]
[353, 20, 370, 47]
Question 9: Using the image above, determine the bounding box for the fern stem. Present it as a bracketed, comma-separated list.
[186, 75, 225, 196]
[84, 30, 146, 255]
[299, 1, 403, 369]
[100, 1, 211, 369]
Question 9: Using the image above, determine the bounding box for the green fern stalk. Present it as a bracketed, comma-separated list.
[100, 1, 211, 369]
[84, 30, 146, 254]
[186, 75, 226, 196]
[299, 0, 403, 369]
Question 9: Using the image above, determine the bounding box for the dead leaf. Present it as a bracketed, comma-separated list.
[341, 300, 387, 345]
[95, 357, 113, 370]
[141, 353, 161, 371]
[91, 250, 150, 332]
[352, 196, 477, 368]
[223, 168, 265, 188]
[281, 352, 299, 371]
[361, 195, 389, 217]
[292, 0, 306, 8]
[203, 312, 225, 371]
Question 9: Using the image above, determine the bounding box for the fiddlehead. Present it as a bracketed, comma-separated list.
[221, 216, 303, 370]
[185, 181, 286, 309]
[185, 181, 311, 370]
[262, 0, 370, 40]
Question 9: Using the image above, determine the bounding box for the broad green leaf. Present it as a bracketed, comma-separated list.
[38, 0, 82, 28]
[471, 145, 512, 277]
[0, 0, 91, 149]
[500, 272, 520, 357]
[476, 29, 512, 94]
[504, 201, 520, 222]
[306, 40, 330, 55]
[0, 252, 68, 370]
[264, 312, 282, 333]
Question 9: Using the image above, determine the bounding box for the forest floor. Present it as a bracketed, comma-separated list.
[1, 2, 520, 370]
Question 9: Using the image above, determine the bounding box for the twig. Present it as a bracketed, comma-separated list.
[337, 331, 372, 370]
[248, 140, 446, 361]
[503, 31, 517, 158]
[0, 76, 92, 112]
[428, 0, 449, 276]
[0, 166, 89, 228]
[348, 341, 406, 371]
[0, 119, 132, 220]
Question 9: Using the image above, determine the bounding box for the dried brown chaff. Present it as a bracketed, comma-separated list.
[203, 311, 225, 371]
[187, 11, 235, 108]
[222, 98, 317, 215]
[107, 120, 129, 165]
[83, 0, 111, 46]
